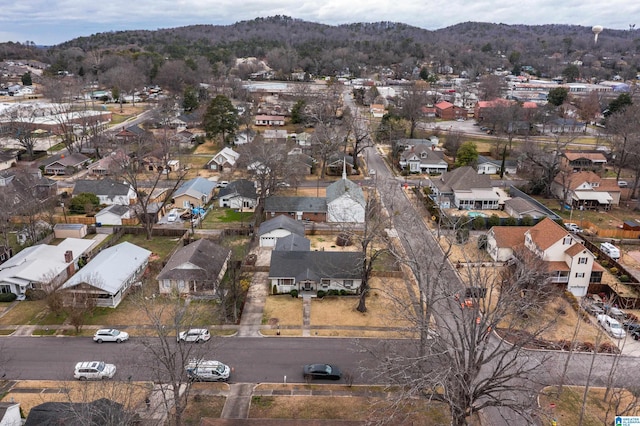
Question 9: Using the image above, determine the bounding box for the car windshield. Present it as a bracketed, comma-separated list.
[111, 330, 120, 336]
[96, 362, 105, 371]
[214, 364, 226, 374]
[610, 322, 622, 330]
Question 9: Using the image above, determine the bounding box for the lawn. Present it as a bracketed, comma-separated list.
[539, 385, 640, 426]
[0, 300, 67, 326]
[248, 395, 448, 425]
[119, 234, 181, 261]
[262, 295, 303, 327]
[201, 207, 254, 229]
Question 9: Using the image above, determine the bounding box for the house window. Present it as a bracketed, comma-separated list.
[0, 285, 10, 294]
[162, 281, 170, 289]
[578, 257, 588, 264]
[563, 237, 572, 245]
[321, 279, 330, 288]
[278, 278, 294, 286]
[575, 272, 585, 278]
[343, 280, 353, 288]
[178, 280, 185, 289]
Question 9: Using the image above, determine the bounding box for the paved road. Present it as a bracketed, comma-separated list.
[0, 336, 386, 383]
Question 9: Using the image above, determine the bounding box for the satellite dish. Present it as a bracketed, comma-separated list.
[592, 25, 604, 43]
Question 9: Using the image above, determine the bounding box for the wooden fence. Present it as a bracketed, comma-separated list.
[578, 220, 640, 239]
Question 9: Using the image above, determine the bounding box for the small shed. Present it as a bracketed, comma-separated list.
[54, 223, 87, 239]
[623, 220, 640, 231]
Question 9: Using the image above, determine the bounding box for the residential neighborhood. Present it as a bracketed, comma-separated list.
[0, 17, 640, 426]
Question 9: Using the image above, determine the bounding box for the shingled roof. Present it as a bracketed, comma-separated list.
[269, 251, 362, 281]
[157, 238, 231, 282]
[72, 178, 131, 197]
[264, 196, 327, 213]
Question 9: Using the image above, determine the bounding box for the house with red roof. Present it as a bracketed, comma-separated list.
[486, 218, 603, 297]
[434, 101, 467, 120]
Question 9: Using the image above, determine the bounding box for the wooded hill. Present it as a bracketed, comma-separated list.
[3, 16, 639, 81]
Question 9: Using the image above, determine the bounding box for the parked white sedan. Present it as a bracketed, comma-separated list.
[93, 328, 129, 343]
[597, 314, 626, 339]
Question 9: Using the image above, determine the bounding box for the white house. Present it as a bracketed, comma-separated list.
[429, 166, 500, 210]
[326, 163, 366, 223]
[95, 204, 132, 226]
[0, 238, 95, 296]
[61, 242, 151, 308]
[259, 215, 306, 248]
[206, 147, 240, 171]
[217, 179, 258, 210]
[72, 179, 136, 206]
[255, 115, 285, 126]
[0, 401, 21, 426]
[486, 218, 602, 297]
[268, 251, 363, 295]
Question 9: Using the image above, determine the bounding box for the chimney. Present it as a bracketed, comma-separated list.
[64, 250, 73, 263]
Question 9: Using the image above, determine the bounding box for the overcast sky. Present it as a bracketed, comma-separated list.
[1, 0, 638, 46]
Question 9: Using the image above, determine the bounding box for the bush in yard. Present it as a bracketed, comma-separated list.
[336, 233, 353, 246]
[328, 289, 340, 296]
[487, 214, 500, 228]
[0, 293, 17, 302]
[620, 275, 630, 282]
[503, 216, 518, 226]
[290, 289, 298, 298]
[472, 216, 486, 230]
[340, 289, 348, 296]
[610, 267, 619, 275]
[317, 290, 326, 298]
[272, 285, 278, 295]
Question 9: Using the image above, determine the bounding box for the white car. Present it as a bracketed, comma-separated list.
[597, 314, 626, 339]
[185, 359, 231, 382]
[564, 222, 583, 233]
[74, 361, 116, 380]
[177, 328, 211, 343]
[167, 209, 179, 222]
[93, 328, 129, 343]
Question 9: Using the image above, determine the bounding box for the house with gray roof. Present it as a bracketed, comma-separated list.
[259, 215, 306, 248]
[476, 155, 517, 175]
[95, 204, 132, 225]
[503, 197, 549, 220]
[268, 251, 363, 295]
[173, 177, 216, 209]
[43, 152, 91, 175]
[326, 169, 366, 223]
[429, 166, 500, 210]
[399, 146, 448, 174]
[61, 241, 150, 308]
[218, 179, 258, 210]
[274, 234, 311, 251]
[72, 178, 136, 205]
[157, 238, 231, 295]
[264, 196, 327, 222]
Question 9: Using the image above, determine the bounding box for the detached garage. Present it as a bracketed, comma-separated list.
[54, 223, 87, 239]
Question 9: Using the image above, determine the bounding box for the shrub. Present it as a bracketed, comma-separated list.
[290, 289, 298, 298]
[328, 289, 340, 296]
[340, 289, 348, 296]
[472, 216, 486, 230]
[272, 285, 278, 295]
[610, 267, 619, 275]
[336, 233, 353, 247]
[487, 214, 500, 228]
[503, 217, 518, 226]
[0, 293, 17, 302]
[317, 290, 326, 298]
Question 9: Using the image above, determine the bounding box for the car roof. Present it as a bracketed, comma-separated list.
[187, 328, 208, 333]
[75, 361, 102, 368]
[96, 328, 116, 333]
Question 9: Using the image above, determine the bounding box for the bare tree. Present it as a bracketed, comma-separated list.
[478, 74, 507, 101]
[343, 105, 374, 173]
[399, 83, 427, 139]
[135, 291, 216, 426]
[110, 134, 188, 240]
[518, 134, 575, 198]
[365, 210, 555, 426]
[605, 103, 640, 181]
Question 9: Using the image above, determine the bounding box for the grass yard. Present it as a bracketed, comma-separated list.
[119, 234, 181, 262]
[199, 207, 255, 230]
[184, 394, 226, 425]
[539, 386, 640, 426]
[248, 395, 448, 425]
[0, 300, 65, 326]
[262, 295, 303, 327]
[2, 380, 153, 418]
[310, 278, 415, 332]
